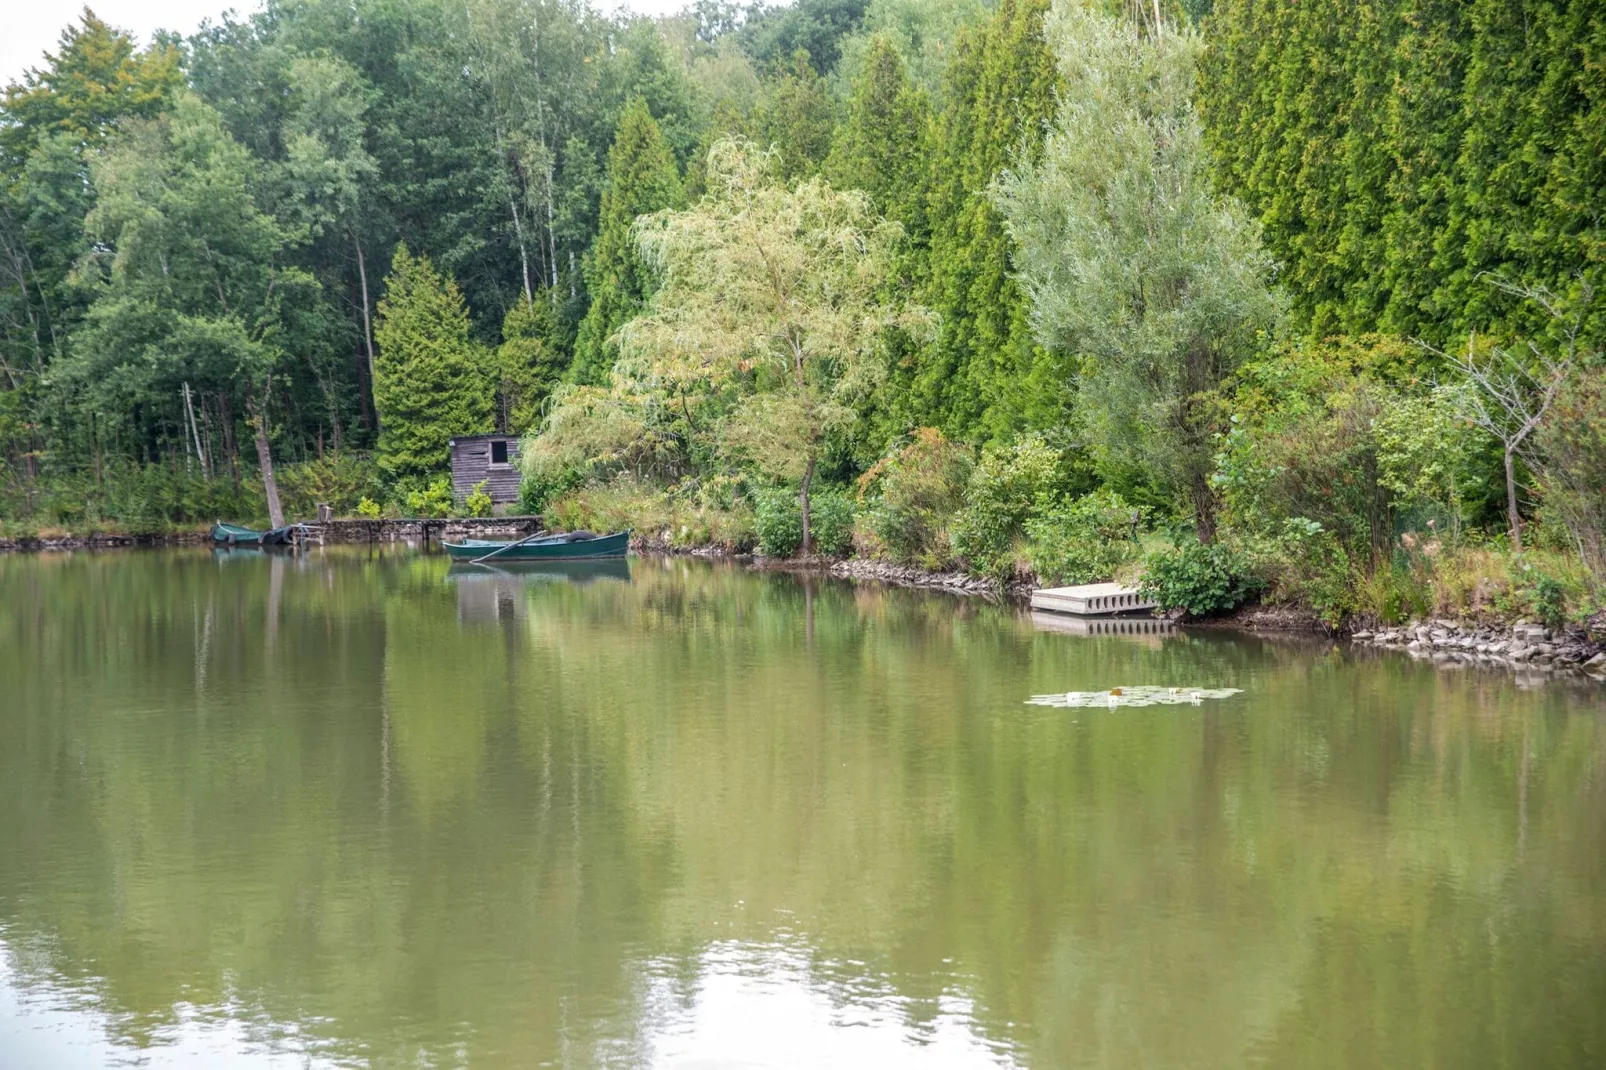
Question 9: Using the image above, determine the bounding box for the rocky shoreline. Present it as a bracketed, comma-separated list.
[1351, 619, 1606, 679]
[0, 530, 212, 552]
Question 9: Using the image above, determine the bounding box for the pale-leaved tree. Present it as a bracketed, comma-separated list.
[616, 138, 925, 551]
[993, 2, 1281, 542]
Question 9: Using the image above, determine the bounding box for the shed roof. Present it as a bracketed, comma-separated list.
[448, 433, 520, 445]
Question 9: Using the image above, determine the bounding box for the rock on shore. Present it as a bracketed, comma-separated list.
[1351, 618, 1605, 679]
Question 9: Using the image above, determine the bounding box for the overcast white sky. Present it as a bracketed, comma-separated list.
[5, 0, 687, 86]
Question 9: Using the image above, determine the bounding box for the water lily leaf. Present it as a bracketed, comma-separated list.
[1025, 686, 1243, 709]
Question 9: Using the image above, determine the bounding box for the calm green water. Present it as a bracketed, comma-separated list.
[1, 548, 1603, 1069]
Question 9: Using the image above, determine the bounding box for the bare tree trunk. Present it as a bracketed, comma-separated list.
[353, 230, 380, 432]
[800, 453, 815, 555]
[1504, 445, 1523, 551]
[248, 387, 285, 528]
[509, 196, 534, 302]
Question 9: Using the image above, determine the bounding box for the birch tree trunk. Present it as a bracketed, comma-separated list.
[353, 230, 380, 432]
[248, 388, 285, 528]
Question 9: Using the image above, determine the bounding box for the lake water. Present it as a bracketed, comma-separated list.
[1, 547, 1603, 1068]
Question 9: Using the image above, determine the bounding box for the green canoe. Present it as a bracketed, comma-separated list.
[212, 521, 265, 546]
[442, 530, 630, 561]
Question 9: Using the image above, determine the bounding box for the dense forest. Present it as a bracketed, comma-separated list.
[1, 0, 1602, 626]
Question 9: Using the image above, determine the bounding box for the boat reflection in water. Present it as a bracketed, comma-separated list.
[446, 558, 632, 625]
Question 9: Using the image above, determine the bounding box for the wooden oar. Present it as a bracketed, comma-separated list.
[470, 528, 548, 565]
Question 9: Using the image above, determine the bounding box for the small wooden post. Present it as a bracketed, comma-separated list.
[317, 502, 333, 523]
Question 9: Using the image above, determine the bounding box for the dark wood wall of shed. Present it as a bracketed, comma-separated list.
[450, 439, 522, 503]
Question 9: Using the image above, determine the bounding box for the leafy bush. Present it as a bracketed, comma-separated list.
[1253, 517, 1355, 627]
[808, 489, 856, 557]
[544, 476, 754, 550]
[755, 490, 804, 557]
[1139, 541, 1263, 617]
[857, 428, 972, 568]
[951, 435, 1069, 577]
[465, 480, 494, 518]
[1023, 490, 1141, 585]
[356, 497, 383, 519]
[399, 476, 453, 519]
[274, 454, 385, 519]
[517, 464, 586, 516]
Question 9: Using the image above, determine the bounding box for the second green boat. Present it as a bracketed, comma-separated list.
[442, 530, 630, 562]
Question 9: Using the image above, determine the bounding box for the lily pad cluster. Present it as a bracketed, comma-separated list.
[1026, 686, 1243, 709]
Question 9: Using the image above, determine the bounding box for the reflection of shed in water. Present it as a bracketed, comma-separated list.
[455, 575, 525, 625]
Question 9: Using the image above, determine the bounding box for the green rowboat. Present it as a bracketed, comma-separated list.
[212, 521, 266, 546]
[442, 530, 630, 562]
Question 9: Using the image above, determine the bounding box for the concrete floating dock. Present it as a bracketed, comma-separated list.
[1030, 582, 1157, 616]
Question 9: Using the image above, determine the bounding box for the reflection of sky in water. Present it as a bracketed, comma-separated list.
[0, 938, 337, 1068]
[2, 936, 1016, 1068]
[634, 941, 1019, 1068]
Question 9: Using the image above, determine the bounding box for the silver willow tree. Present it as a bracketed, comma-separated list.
[993, 2, 1281, 542]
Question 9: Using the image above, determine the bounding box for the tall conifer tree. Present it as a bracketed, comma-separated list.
[911, 0, 1060, 442]
[825, 36, 930, 237]
[571, 98, 683, 386]
[373, 246, 493, 478]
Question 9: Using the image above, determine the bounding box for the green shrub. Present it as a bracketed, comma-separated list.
[356, 497, 382, 519]
[274, 454, 385, 519]
[1139, 541, 1263, 617]
[465, 480, 494, 518]
[755, 490, 804, 557]
[1254, 517, 1356, 627]
[951, 435, 1068, 577]
[1024, 490, 1141, 585]
[808, 489, 855, 557]
[857, 428, 972, 568]
[517, 464, 586, 516]
[399, 476, 453, 519]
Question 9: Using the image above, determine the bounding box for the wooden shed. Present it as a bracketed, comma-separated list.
[449, 433, 522, 507]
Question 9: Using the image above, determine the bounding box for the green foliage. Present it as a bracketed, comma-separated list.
[752, 50, 837, 181]
[754, 485, 856, 557]
[1023, 490, 1140, 586]
[571, 99, 684, 386]
[272, 454, 385, 519]
[908, 0, 1061, 441]
[995, 4, 1282, 542]
[1200, 0, 1606, 347]
[755, 489, 805, 557]
[740, 0, 869, 76]
[809, 488, 856, 556]
[465, 480, 494, 518]
[400, 476, 454, 519]
[0, 12, 182, 164]
[950, 434, 1080, 577]
[857, 428, 971, 567]
[824, 37, 930, 234]
[373, 245, 493, 480]
[356, 496, 382, 520]
[1140, 540, 1263, 617]
[1253, 517, 1356, 628]
[545, 476, 755, 551]
[518, 463, 586, 517]
[617, 137, 920, 553]
[1537, 375, 1606, 578]
[834, 0, 991, 103]
[498, 294, 568, 434]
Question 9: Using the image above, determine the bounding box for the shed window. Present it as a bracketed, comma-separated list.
[491, 440, 509, 465]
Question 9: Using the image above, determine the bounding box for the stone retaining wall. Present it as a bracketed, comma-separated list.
[1353, 619, 1605, 678]
[312, 515, 542, 543]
